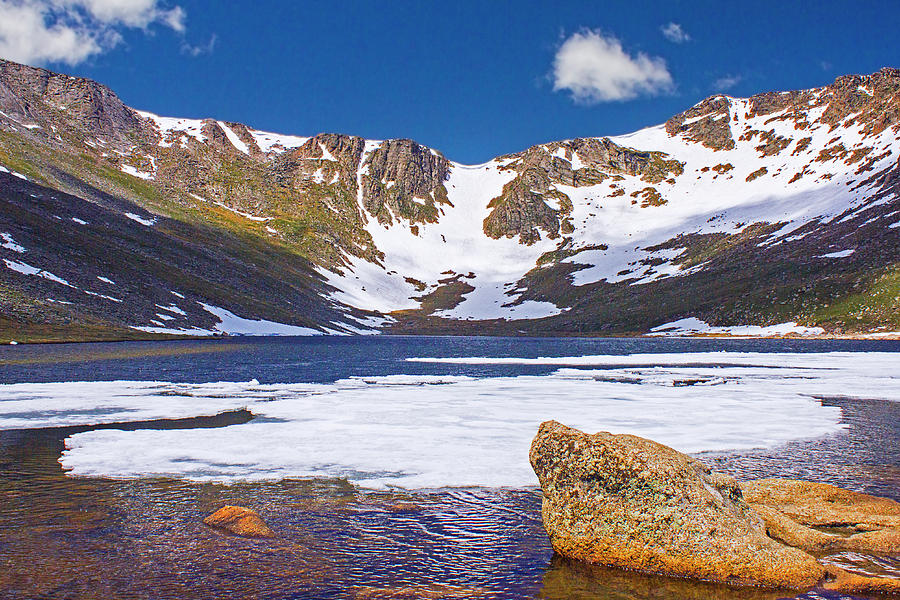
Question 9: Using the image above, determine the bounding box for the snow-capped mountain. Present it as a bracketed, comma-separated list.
[0, 57, 898, 341]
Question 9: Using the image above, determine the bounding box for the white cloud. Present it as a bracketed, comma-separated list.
[552, 29, 674, 104]
[712, 74, 742, 90]
[0, 0, 185, 66]
[660, 22, 690, 43]
[181, 32, 216, 57]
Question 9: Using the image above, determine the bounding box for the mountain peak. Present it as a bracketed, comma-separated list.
[0, 59, 898, 340]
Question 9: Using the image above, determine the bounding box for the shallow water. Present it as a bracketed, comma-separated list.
[1, 336, 898, 599]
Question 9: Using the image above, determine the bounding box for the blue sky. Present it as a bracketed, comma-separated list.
[2, 0, 898, 163]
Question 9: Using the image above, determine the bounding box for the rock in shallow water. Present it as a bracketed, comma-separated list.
[529, 420, 825, 589]
[203, 505, 275, 538]
[744, 478, 900, 554]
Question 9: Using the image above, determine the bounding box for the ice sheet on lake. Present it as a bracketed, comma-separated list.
[2, 351, 894, 488]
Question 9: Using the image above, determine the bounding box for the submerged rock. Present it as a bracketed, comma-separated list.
[822, 563, 900, 595]
[353, 583, 490, 599]
[743, 478, 900, 553]
[529, 421, 825, 589]
[203, 505, 275, 538]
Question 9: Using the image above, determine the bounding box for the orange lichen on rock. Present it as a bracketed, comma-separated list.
[203, 505, 275, 538]
[743, 478, 900, 553]
[529, 421, 825, 590]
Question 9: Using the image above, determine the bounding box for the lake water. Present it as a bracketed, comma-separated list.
[1, 336, 898, 599]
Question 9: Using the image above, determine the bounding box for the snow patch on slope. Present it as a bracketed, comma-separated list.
[217, 121, 250, 154]
[124, 212, 156, 226]
[137, 110, 207, 148]
[131, 303, 323, 337]
[4, 258, 73, 287]
[818, 249, 855, 258]
[199, 303, 321, 336]
[323, 159, 562, 320]
[249, 129, 309, 153]
[647, 317, 825, 337]
[1, 233, 25, 253]
[554, 98, 898, 287]
[120, 164, 153, 180]
[434, 277, 561, 320]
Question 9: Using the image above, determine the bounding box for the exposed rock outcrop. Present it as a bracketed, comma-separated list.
[361, 138, 451, 226]
[0, 58, 148, 149]
[482, 176, 564, 245]
[484, 137, 682, 243]
[744, 478, 900, 553]
[529, 420, 825, 589]
[666, 95, 736, 151]
[567, 138, 684, 184]
[203, 505, 275, 538]
[530, 421, 900, 594]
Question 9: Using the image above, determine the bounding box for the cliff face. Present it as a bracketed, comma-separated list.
[1, 57, 899, 339]
[361, 138, 451, 227]
[0, 59, 148, 149]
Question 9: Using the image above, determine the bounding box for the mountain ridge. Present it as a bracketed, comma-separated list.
[1, 58, 898, 341]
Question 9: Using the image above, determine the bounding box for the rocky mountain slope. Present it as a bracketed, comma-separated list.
[0, 57, 898, 341]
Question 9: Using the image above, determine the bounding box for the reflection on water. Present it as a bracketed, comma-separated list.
[0, 340, 241, 366]
[541, 555, 788, 600]
[1, 337, 898, 599]
[821, 553, 900, 581]
[1, 395, 896, 599]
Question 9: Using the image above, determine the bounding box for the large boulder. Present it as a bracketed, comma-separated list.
[529, 421, 826, 589]
[743, 478, 900, 553]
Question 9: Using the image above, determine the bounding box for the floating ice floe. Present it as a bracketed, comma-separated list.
[0, 352, 895, 488]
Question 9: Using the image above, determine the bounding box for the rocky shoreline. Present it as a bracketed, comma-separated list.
[2, 330, 900, 345]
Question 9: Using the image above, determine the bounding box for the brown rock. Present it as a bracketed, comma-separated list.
[665, 95, 736, 151]
[744, 478, 900, 553]
[483, 136, 682, 244]
[386, 502, 423, 512]
[353, 584, 490, 599]
[361, 138, 451, 226]
[483, 176, 562, 245]
[529, 421, 825, 589]
[0, 58, 149, 149]
[202, 505, 275, 538]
